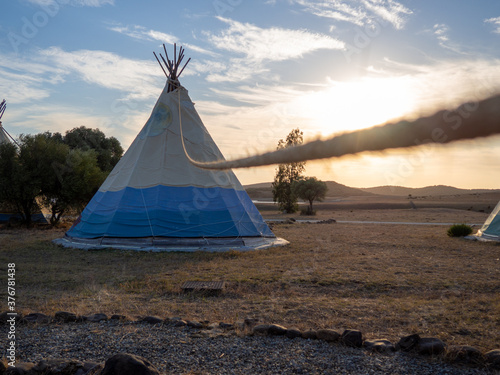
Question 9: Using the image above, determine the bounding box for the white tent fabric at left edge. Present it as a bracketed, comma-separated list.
[0, 99, 48, 224]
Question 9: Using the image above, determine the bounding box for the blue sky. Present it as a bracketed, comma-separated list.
[1, 0, 500, 188]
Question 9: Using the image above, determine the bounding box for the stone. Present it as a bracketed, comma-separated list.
[110, 314, 128, 321]
[83, 363, 104, 375]
[5, 362, 35, 375]
[444, 345, 483, 365]
[341, 329, 363, 348]
[316, 329, 340, 342]
[302, 330, 318, 340]
[286, 328, 303, 339]
[85, 313, 108, 322]
[364, 339, 396, 354]
[141, 316, 164, 324]
[187, 320, 203, 329]
[416, 337, 446, 356]
[173, 319, 187, 327]
[54, 311, 78, 323]
[0, 311, 22, 324]
[268, 324, 288, 336]
[395, 334, 420, 352]
[484, 349, 500, 370]
[100, 353, 160, 375]
[31, 358, 84, 375]
[219, 322, 234, 330]
[21, 312, 51, 324]
[253, 324, 272, 335]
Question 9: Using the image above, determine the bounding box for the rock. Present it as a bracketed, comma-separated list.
[341, 329, 363, 348]
[100, 353, 160, 375]
[187, 320, 203, 329]
[253, 324, 272, 335]
[445, 345, 483, 365]
[82, 363, 104, 375]
[395, 334, 420, 352]
[5, 362, 35, 375]
[31, 358, 84, 375]
[0, 311, 22, 324]
[364, 339, 396, 354]
[110, 314, 128, 321]
[318, 219, 336, 224]
[219, 322, 234, 330]
[316, 329, 340, 342]
[21, 312, 51, 324]
[416, 337, 446, 355]
[54, 311, 78, 323]
[173, 319, 187, 327]
[268, 324, 288, 336]
[302, 330, 318, 340]
[85, 313, 108, 322]
[141, 316, 164, 324]
[484, 349, 500, 370]
[286, 328, 303, 339]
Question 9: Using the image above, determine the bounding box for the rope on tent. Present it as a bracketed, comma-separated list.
[182, 92, 500, 170]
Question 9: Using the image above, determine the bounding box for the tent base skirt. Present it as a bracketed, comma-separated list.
[466, 233, 500, 242]
[53, 235, 288, 252]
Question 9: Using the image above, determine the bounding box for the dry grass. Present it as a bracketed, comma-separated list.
[0, 205, 499, 352]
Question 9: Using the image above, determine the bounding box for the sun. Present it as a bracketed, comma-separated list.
[294, 76, 417, 137]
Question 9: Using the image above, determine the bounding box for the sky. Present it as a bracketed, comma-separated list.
[1, 0, 500, 189]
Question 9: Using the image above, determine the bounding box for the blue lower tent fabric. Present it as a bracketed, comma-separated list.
[67, 185, 274, 239]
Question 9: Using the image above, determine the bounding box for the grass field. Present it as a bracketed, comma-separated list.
[1, 204, 499, 352]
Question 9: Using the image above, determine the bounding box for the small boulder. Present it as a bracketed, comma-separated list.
[85, 313, 108, 322]
[396, 334, 420, 352]
[187, 320, 203, 329]
[82, 363, 104, 375]
[219, 322, 234, 330]
[173, 319, 187, 327]
[100, 353, 160, 375]
[445, 345, 483, 366]
[5, 362, 35, 375]
[364, 339, 396, 354]
[302, 330, 318, 340]
[32, 358, 84, 375]
[21, 312, 51, 324]
[0, 311, 22, 324]
[341, 329, 363, 348]
[268, 324, 288, 336]
[141, 316, 164, 324]
[54, 311, 78, 323]
[484, 349, 500, 370]
[416, 337, 446, 356]
[316, 329, 340, 343]
[253, 324, 272, 335]
[286, 328, 303, 339]
[110, 314, 128, 321]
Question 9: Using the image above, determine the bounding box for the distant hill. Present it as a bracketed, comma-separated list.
[360, 185, 497, 197]
[244, 182, 499, 199]
[244, 181, 373, 199]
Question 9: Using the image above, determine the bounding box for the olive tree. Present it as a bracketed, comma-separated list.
[291, 177, 328, 215]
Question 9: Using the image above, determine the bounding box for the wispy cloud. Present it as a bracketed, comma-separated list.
[39, 47, 161, 101]
[203, 17, 343, 82]
[293, 0, 412, 30]
[27, 0, 114, 6]
[485, 17, 500, 34]
[109, 25, 218, 57]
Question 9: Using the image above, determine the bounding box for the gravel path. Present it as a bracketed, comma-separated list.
[16, 320, 493, 375]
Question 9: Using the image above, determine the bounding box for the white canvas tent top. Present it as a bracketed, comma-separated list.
[54, 45, 287, 251]
[474, 200, 500, 241]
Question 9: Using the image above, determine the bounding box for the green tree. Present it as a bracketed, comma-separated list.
[292, 177, 328, 215]
[272, 128, 305, 213]
[64, 126, 123, 172]
[43, 148, 105, 225]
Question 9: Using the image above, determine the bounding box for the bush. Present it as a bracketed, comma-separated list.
[447, 224, 473, 237]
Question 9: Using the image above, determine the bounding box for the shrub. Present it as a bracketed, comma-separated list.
[447, 224, 473, 237]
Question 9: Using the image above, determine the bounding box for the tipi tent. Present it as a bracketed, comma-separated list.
[474, 201, 500, 241]
[55, 46, 286, 251]
[0, 99, 47, 223]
